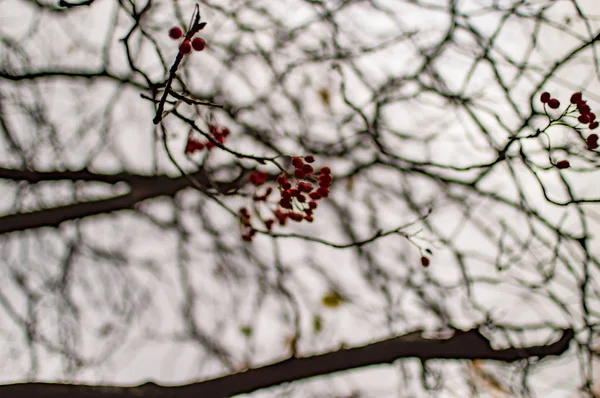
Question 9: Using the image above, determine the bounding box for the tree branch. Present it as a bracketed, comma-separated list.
[0, 328, 574, 397]
[0, 168, 244, 235]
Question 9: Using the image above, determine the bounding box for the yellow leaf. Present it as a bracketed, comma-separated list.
[321, 290, 345, 308]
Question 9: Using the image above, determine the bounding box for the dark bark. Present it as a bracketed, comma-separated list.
[0, 328, 574, 398]
[0, 168, 245, 235]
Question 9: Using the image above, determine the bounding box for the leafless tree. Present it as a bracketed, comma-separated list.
[0, 0, 599, 396]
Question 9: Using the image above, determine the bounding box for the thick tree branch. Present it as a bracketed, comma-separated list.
[0, 328, 574, 397]
[0, 168, 244, 235]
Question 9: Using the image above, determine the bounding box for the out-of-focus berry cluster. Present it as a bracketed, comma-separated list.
[238, 156, 333, 242]
[185, 123, 230, 155]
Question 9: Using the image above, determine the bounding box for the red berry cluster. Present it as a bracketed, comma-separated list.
[540, 92, 560, 109]
[184, 124, 230, 155]
[570, 92, 598, 134]
[168, 26, 206, 55]
[237, 156, 333, 241]
[541, 91, 599, 167]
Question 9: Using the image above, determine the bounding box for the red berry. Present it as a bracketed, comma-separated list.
[420, 256, 430, 267]
[265, 219, 274, 230]
[169, 26, 183, 40]
[291, 157, 303, 168]
[547, 98, 560, 109]
[540, 92, 550, 103]
[294, 168, 305, 179]
[298, 182, 312, 192]
[579, 114, 591, 124]
[319, 166, 331, 175]
[242, 233, 252, 242]
[578, 103, 590, 114]
[277, 174, 287, 186]
[180, 40, 192, 55]
[556, 160, 570, 169]
[316, 187, 329, 198]
[590, 121, 599, 130]
[305, 215, 314, 222]
[289, 212, 303, 222]
[279, 199, 292, 209]
[308, 200, 318, 209]
[304, 155, 315, 163]
[589, 113, 597, 122]
[309, 191, 321, 200]
[587, 134, 598, 150]
[302, 164, 313, 174]
[282, 181, 292, 190]
[192, 37, 206, 51]
[571, 92, 583, 104]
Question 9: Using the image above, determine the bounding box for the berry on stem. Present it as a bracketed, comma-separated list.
[180, 40, 192, 55]
[292, 157, 304, 168]
[547, 98, 560, 109]
[540, 92, 550, 103]
[169, 26, 183, 40]
[571, 92, 583, 104]
[556, 160, 570, 169]
[587, 134, 598, 150]
[192, 37, 206, 51]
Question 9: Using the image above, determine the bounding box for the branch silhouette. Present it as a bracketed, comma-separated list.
[0, 328, 574, 397]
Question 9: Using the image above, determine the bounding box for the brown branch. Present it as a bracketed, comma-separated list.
[0, 168, 244, 235]
[0, 328, 574, 397]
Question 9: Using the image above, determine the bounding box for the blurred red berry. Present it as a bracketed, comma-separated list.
[540, 92, 550, 103]
[556, 160, 570, 169]
[590, 121, 599, 130]
[192, 37, 206, 51]
[420, 256, 430, 267]
[319, 166, 331, 175]
[309, 191, 321, 200]
[305, 215, 314, 222]
[179, 40, 192, 54]
[242, 233, 252, 242]
[289, 212, 303, 222]
[265, 219, 274, 230]
[291, 157, 304, 168]
[316, 187, 329, 198]
[169, 26, 183, 40]
[302, 164, 313, 174]
[304, 155, 315, 163]
[587, 134, 598, 150]
[571, 92, 583, 104]
[294, 168, 305, 179]
[298, 182, 312, 192]
[249, 171, 268, 186]
[547, 98, 560, 109]
[308, 200, 318, 209]
[279, 199, 292, 209]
